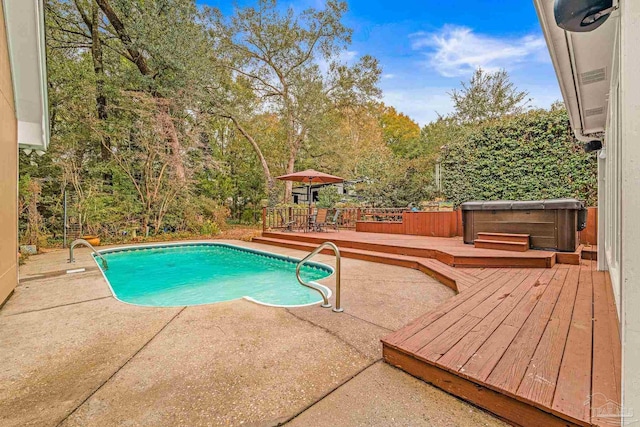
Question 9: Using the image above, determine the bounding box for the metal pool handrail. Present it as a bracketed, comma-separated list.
[69, 238, 108, 270]
[295, 242, 343, 313]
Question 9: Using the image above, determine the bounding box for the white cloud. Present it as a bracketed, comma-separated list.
[410, 25, 547, 77]
[382, 73, 396, 79]
[339, 50, 358, 62]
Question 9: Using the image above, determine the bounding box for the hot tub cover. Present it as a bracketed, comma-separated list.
[461, 198, 584, 211]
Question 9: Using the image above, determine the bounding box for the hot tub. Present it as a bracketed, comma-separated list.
[461, 199, 587, 252]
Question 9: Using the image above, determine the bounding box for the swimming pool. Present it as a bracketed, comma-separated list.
[94, 243, 333, 307]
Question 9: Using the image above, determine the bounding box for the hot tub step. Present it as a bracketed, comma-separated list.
[474, 239, 529, 252]
[477, 232, 530, 245]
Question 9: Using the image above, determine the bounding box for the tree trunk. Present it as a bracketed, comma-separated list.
[226, 115, 275, 204]
[90, 3, 109, 161]
[155, 98, 186, 182]
[283, 129, 305, 204]
[284, 152, 296, 203]
[267, 178, 279, 207]
[95, 0, 152, 76]
[143, 213, 150, 237]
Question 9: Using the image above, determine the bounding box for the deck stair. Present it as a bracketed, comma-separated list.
[255, 231, 558, 268]
[252, 235, 478, 291]
[474, 232, 530, 252]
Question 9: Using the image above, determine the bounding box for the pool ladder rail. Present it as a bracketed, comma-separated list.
[68, 238, 108, 270]
[296, 241, 343, 313]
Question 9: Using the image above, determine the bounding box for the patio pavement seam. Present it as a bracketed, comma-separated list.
[278, 359, 382, 426]
[54, 305, 188, 427]
[2, 295, 112, 317]
[342, 311, 394, 332]
[284, 308, 381, 361]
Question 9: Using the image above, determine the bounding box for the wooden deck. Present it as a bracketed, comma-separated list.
[382, 261, 621, 427]
[257, 230, 563, 268]
[254, 230, 620, 427]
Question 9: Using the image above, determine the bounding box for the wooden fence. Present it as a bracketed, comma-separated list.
[262, 207, 408, 232]
[580, 207, 598, 245]
[356, 211, 461, 237]
[262, 207, 364, 231]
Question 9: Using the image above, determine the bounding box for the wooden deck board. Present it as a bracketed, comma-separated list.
[591, 265, 622, 427]
[551, 262, 593, 422]
[457, 269, 559, 379]
[485, 268, 569, 391]
[399, 270, 523, 352]
[371, 269, 504, 346]
[437, 269, 546, 371]
[516, 265, 581, 406]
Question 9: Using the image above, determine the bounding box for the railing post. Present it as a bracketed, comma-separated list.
[332, 250, 343, 313]
[295, 242, 343, 312]
[262, 207, 267, 232]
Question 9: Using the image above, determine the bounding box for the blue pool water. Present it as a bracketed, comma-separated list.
[95, 243, 332, 307]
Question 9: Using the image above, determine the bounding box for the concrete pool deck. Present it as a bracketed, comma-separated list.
[1, 240, 507, 427]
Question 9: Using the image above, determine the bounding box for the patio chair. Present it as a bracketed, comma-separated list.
[313, 208, 328, 232]
[278, 210, 296, 232]
[325, 209, 341, 231]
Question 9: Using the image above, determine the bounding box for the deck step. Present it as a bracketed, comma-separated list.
[252, 236, 479, 291]
[474, 239, 529, 252]
[258, 232, 555, 268]
[582, 245, 597, 261]
[477, 232, 530, 245]
[556, 244, 583, 265]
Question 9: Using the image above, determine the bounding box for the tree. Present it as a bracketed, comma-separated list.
[206, 0, 381, 203]
[93, 0, 213, 183]
[102, 92, 186, 236]
[316, 185, 341, 208]
[355, 149, 435, 207]
[449, 68, 531, 123]
[46, 0, 111, 161]
[379, 104, 420, 157]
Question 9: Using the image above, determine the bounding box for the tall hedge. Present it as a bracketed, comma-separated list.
[441, 108, 597, 206]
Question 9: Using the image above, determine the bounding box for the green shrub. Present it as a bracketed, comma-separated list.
[200, 220, 221, 236]
[316, 186, 341, 208]
[241, 209, 258, 224]
[440, 108, 597, 206]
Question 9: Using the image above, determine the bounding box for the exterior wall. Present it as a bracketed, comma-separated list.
[619, 0, 640, 420]
[600, 12, 622, 311]
[0, 1, 18, 304]
[599, 1, 640, 421]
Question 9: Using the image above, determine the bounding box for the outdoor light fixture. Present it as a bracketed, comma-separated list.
[554, 0, 615, 32]
[584, 140, 603, 152]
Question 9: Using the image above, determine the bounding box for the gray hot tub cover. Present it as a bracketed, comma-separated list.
[460, 198, 585, 211]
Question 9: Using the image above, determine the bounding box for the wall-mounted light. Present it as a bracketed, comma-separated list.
[554, 0, 615, 32]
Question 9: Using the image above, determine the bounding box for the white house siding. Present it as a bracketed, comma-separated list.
[619, 0, 640, 420]
[0, 1, 18, 304]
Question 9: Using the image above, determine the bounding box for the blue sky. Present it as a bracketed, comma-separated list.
[198, 0, 562, 126]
